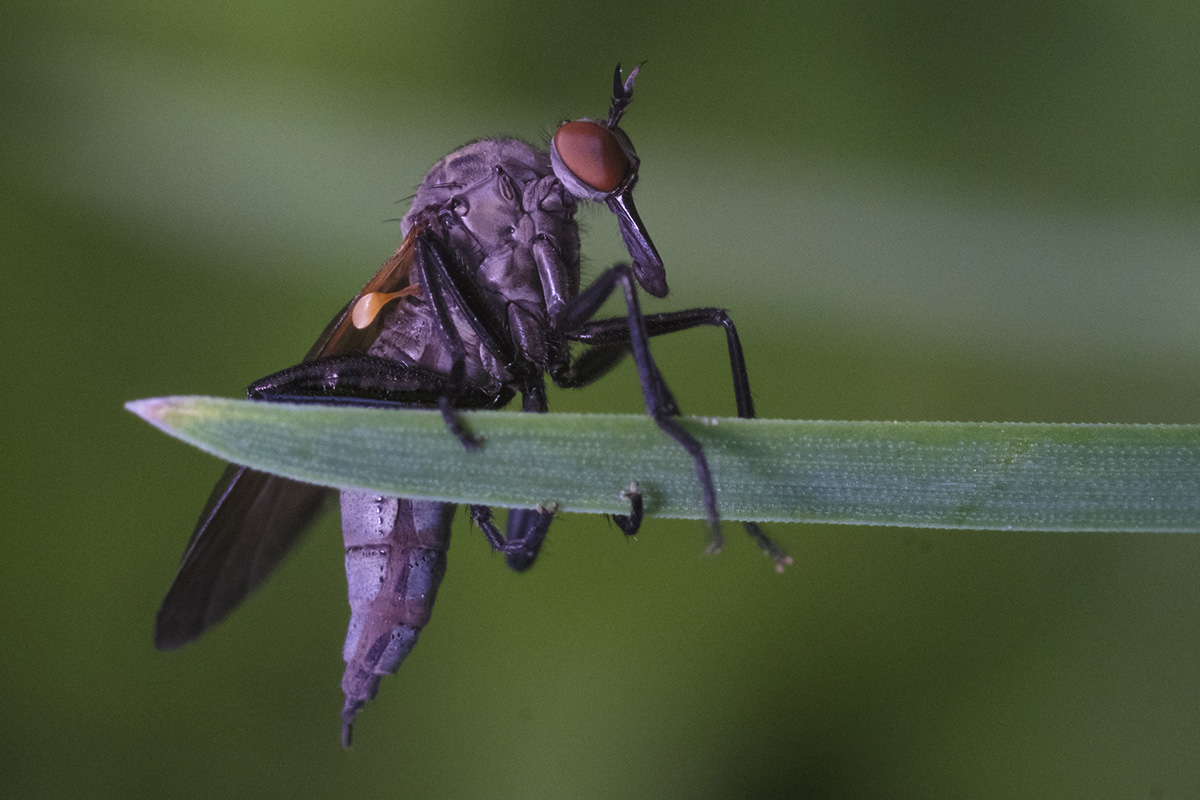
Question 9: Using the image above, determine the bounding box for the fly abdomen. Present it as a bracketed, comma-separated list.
[338, 492, 453, 746]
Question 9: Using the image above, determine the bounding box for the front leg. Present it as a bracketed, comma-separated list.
[571, 307, 756, 418]
[558, 263, 726, 554]
[560, 295, 792, 569]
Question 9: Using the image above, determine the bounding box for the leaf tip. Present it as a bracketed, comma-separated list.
[125, 397, 167, 420]
[125, 396, 189, 438]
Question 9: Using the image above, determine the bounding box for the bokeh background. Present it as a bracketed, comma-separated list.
[4, 1, 1199, 797]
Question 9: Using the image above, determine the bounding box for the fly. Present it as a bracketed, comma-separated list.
[155, 65, 791, 746]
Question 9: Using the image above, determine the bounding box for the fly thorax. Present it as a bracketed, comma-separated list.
[476, 218, 545, 306]
[449, 181, 523, 258]
[402, 138, 550, 231]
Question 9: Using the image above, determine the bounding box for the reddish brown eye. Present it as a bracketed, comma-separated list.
[553, 120, 628, 193]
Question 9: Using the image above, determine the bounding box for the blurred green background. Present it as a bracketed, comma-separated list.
[4, 1, 1200, 797]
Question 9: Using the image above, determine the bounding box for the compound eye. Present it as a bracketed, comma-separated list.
[553, 120, 628, 194]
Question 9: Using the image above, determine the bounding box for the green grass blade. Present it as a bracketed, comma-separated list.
[127, 396, 1200, 532]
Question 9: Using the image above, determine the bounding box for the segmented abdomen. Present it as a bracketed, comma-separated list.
[338, 491, 453, 745]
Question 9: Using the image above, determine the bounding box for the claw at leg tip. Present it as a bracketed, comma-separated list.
[706, 522, 724, 557]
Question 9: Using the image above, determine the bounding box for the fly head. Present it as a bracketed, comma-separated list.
[549, 63, 667, 298]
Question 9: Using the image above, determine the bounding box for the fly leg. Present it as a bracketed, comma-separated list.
[247, 354, 513, 410]
[468, 504, 557, 571]
[470, 377, 628, 569]
[548, 339, 642, 539]
[407, 224, 549, 450]
[493, 383, 558, 570]
[408, 232, 493, 449]
[448, 384, 559, 569]
[615, 482, 643, 536]
[557, 264, 726, 555]
[564, 305, 792, 569]
[548, 341, 647, 536]
[575, 308, 756, 416]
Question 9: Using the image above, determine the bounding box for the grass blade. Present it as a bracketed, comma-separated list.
[127, 396, 1200, 532]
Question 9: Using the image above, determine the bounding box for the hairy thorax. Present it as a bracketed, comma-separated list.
[372, 138, 583, 385]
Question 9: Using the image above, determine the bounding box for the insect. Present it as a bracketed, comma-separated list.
[155, 65, 790, 746]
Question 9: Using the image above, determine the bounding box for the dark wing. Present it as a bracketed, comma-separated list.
[155, 229, 422, 650]
[155, 466, 329, 649]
